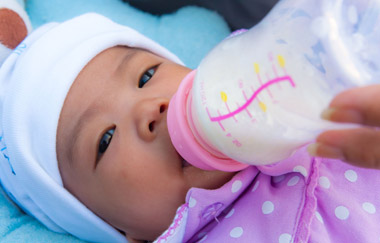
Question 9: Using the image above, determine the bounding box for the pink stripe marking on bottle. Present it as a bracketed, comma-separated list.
[209, 76, 295, 122]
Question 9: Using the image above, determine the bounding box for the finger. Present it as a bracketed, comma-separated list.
[308, 128, 380, 169]
[322, 85, 380, 126]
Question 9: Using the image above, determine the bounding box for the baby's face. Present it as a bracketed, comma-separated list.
[56, 46, 234, 241]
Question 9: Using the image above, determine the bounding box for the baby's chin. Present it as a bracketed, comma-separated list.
[181, 157, 236, 190]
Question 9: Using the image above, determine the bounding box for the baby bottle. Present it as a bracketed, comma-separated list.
[167, 0, 380, 171]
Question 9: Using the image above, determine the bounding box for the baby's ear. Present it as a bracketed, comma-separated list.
[0, 0, 31, 65]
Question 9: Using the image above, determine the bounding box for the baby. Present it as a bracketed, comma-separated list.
[0, 13, 380, 243]
[0, 13, 233, 242]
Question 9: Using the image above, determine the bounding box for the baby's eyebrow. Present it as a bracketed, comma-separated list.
[68, 47, 139, 166]
[68, 107, 99, 166]
[68, 48, 136, 166]
[116, 48, 139, 75]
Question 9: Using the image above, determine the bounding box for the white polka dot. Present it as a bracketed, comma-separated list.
[345, 170, 358, 182]
[319, 176, 331, 189]
[335, 206, 350, 220]
[279, 233, 292, 243]
[252, 181, 260, 192]
[293, 165, 308, 177]
[230, 227, 243, 238]
[262, 201, 275, 214]
[273, 175, 285, 183]
[287, 176, 300, 186]
[362, 202, 376, 214]
[315, 211, 324, 224]
[225, 208, 235, 218]
[231, 180, 243, 193]
[189, 197, 197, 208]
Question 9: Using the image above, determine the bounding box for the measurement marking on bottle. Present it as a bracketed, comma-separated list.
[203, 53, 294, 147]
[221, 91, 238, 122]
[269, 53, 282, 90]
[208, 75, 295, 123]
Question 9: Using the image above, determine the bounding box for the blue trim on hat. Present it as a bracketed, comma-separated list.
[0, 136, 15, 175]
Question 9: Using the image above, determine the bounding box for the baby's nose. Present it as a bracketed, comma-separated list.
[135, 98, 169, 141]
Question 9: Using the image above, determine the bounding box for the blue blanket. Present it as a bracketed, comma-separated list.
[26, 0, 230, 69]
[0, 0, 230, 241]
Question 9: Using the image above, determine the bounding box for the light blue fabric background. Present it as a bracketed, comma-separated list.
[26, 0, 231, 69]
[0, 0, 230, 242]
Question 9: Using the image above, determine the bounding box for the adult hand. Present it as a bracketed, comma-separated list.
[308, 84, 380, 169]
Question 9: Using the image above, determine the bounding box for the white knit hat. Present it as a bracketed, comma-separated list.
[0, 13, 182, 243]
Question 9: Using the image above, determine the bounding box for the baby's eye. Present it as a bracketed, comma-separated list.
[97, 127, 115, 160]
[138, 67, 156, 88]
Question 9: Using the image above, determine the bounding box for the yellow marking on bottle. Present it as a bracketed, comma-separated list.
[221, 91, 228, 102]
[259, 102, 267, 112]
[278, 55, 285, 68]
[254, 63, 260, 74]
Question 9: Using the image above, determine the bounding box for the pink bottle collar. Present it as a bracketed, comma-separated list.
[167, 70, 249, 172]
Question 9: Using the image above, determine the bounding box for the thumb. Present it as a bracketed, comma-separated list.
[322, 84, 380, 126]
[309, 128, 380, 169]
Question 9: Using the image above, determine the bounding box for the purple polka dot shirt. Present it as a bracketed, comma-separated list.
[154, 147, 380, 243]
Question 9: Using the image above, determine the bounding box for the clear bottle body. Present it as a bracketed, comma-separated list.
[188, 0, 380, 166]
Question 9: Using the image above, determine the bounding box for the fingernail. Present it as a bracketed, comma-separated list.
[321, 107, 363, 123]
[307, 142, 345, 160]
[307, 143, 319, 157]
[321, 108, 335, 120]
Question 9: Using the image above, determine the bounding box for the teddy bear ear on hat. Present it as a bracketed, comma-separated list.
[0, 0, 32, 66]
